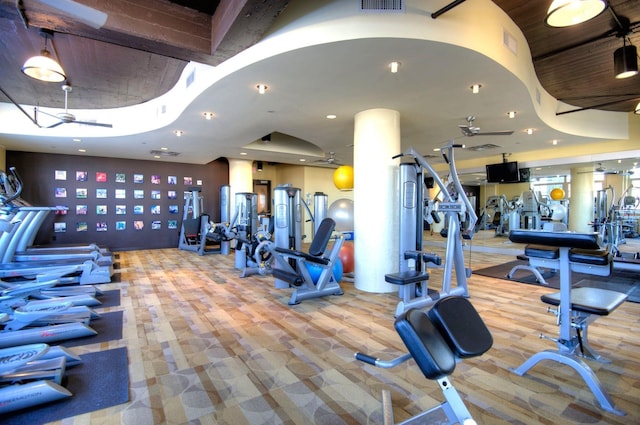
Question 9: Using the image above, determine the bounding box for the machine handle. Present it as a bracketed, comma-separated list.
[354, 352, 377, 365]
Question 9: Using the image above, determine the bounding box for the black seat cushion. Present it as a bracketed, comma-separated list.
[540, 287, 627, 316]
[394, 309, 456, 380]
[524, 244, 559, 259]
[308, 218, 335, 257]
[427, 297, 493, 358]
[569, 248, 610, 266]
[385, 270, 429, 285]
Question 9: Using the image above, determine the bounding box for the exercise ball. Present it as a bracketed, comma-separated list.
[339, 241, 355, 274]
[333, 165, 354, 190]
[551, 204, 567, 221]
[550, 188, 565, 200]
[305, 260, 343, 284]
[328, 198, 354, 232]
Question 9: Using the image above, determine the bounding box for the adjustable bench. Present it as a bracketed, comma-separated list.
[508, 229, 627, 416]
[355, 296, 493, 424]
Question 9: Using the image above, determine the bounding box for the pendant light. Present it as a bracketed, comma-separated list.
[614, 39, 639, 79]
[544, 0, 607, 27]
[21, 29, 66, 83]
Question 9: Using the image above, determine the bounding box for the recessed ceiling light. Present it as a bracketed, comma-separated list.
[203, 112, 214, 120]
[389, 61, 400, 73]
[73, 138, 81, 142]
[240, 152, 247, 156]
[175, 130, 183, 137]
[257, 84, 268, 94]
[326, 114, 337, 119]
[552, 139, 558, 145]
[526, 128, 534, 135]
[433, 148, 441, 152]
[78, 148, 86, 152]
[161, 147, 168, 150]
[154, 155, 161, 159]
[507, 111, 516, 119]
[299, 158, 306, 162]
[470, 84, 481, 94]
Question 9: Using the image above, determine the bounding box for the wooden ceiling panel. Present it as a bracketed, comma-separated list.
[493, 0, 640, 113]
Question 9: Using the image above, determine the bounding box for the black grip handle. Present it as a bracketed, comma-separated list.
[391, 153, 404, 159]
[354, 352, 377, 365]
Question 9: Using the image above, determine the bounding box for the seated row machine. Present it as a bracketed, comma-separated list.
[356, 296, 493, 425]
[271, 218, 344, 305]
[508, 229, 628, 416]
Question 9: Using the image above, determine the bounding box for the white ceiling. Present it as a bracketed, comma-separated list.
[0, 0, 638, 184]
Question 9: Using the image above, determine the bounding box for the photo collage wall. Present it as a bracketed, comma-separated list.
[51, 169, 202, 235]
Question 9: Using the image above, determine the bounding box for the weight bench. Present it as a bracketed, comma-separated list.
[271, 218, 344, 305]
[508, 229, 627, 416]
[355, 296, 493, 425]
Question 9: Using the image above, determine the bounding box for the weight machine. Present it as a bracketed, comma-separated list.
[233, 192, 274, 277]
[178, 186, 233, 256]
[385, 144, 477, 317]
[272, 185, 304, 288]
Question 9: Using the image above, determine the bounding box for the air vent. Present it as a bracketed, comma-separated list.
[150, 150, 180, 157]
[360, 0, 404, 13]
[466, 144, 501, 152]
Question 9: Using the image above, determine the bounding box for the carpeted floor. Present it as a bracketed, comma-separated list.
[473, 259, 640, 302]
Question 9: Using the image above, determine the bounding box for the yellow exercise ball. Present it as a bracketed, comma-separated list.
[550, 188, 565, 200]
[333, 165, 354, 190]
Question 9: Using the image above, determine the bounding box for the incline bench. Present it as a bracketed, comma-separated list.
[508, 229, 628, 416]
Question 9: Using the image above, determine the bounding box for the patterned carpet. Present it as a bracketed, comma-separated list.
[26, 246, 640, 425]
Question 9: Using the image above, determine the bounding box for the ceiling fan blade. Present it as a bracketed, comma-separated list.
[36, 109, 59, 119]
[38, 0, 108, 29]
[0, 86, 41, 127]
[46, 121, 65, 129]
[74, 120, 113, 128]
[476, 130, 514, 136]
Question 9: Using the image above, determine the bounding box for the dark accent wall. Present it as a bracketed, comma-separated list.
[6, 151, 229, 251]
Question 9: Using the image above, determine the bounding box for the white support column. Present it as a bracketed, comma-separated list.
[353, 108, 400, 293]
[228, 159, 254, 223]
[570, 166, 594, 233]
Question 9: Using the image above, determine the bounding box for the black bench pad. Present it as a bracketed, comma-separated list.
[541, 287, 627, 316]
[428, 296, 493, 358]
[524, 244, 559, 259]
[274, 247, 329, 265]
[395, 308, 456, 380]
[569, 248, 610, 266]
[509, 229, 600, 249]
[385, 270, 429, 285]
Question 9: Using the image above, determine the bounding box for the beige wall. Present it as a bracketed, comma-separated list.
[251, 163, 354, 241]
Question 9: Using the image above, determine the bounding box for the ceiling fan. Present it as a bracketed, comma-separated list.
[578, 162, 633, 175]
[314, 152, 343, 166]
[37, 85, 113, 128]
[458, 116, 514, 137]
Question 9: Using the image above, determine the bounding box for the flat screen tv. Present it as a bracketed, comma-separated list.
[486, 161, 519, 183]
